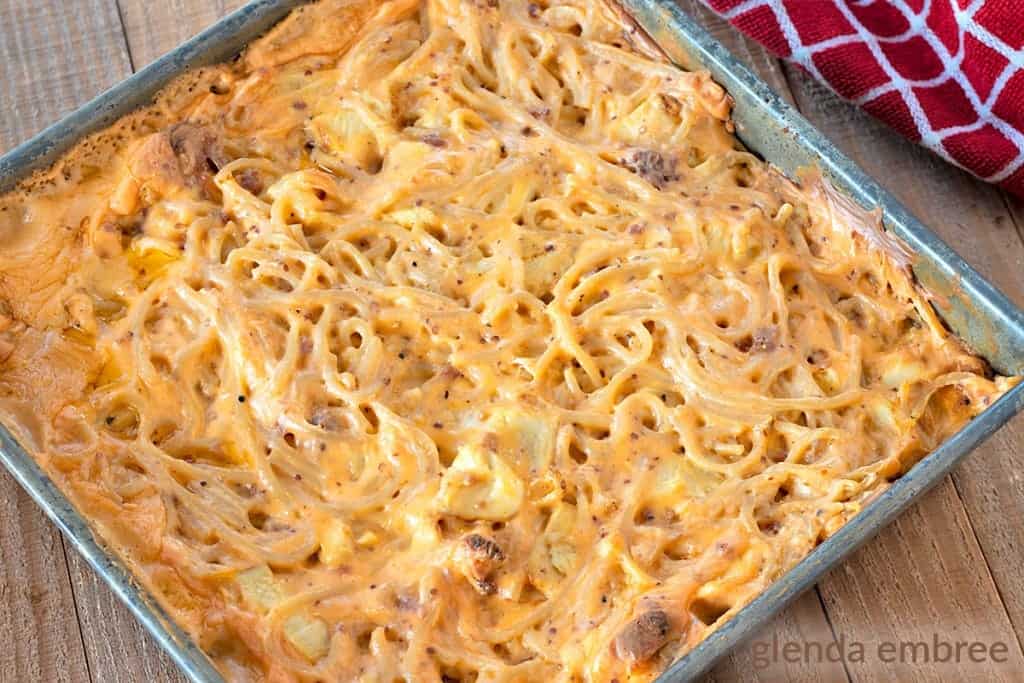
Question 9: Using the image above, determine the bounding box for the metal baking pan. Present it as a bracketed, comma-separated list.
[1, 1, 1022, 682]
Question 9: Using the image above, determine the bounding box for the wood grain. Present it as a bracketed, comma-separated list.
[115, 0, 248, 69]
[65, 550, 185, 683]
[822, 481, 1024, 682]
[0, 475, 91, 683]
[958, 191, 1024, 642]
[704, 591, 850, 683]
[0, 0, 132, 149]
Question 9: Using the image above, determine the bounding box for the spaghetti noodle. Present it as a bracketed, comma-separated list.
[0, 0, 1016, 680]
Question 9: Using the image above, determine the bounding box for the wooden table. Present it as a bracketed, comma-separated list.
[2, 1, 1023, 681]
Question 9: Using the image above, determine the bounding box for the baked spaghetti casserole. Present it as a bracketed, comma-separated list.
[0, 0, 1016, 680]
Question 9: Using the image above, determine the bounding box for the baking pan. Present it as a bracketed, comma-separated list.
[0, 1, 1022, 682]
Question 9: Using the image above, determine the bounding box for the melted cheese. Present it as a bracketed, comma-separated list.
[0, 0, 1016, 681]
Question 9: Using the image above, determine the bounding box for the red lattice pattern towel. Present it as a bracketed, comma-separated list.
[700, 0, 1024, 198]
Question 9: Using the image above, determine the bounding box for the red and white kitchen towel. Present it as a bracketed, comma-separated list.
[699, 0, 1024, 198]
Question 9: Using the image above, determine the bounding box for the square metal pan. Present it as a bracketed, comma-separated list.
[1, 1, 1022, 681]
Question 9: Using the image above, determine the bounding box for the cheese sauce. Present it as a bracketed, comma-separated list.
[0, 0, 1015, 681]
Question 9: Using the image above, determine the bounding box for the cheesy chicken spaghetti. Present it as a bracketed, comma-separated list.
[0, 0, 1016, 681]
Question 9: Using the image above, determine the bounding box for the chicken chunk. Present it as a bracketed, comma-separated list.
[128, 123, 226, 200]
[613, 609, 672, 664]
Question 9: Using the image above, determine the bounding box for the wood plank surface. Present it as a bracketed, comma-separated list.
[0, 477, 90, 683]
[65, 550, 185, 683]
[957, 191, 1024, 642]
[0, 0, 132, 148]
[116, 0, 248, 69]
[0, 1, 1022, 682]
